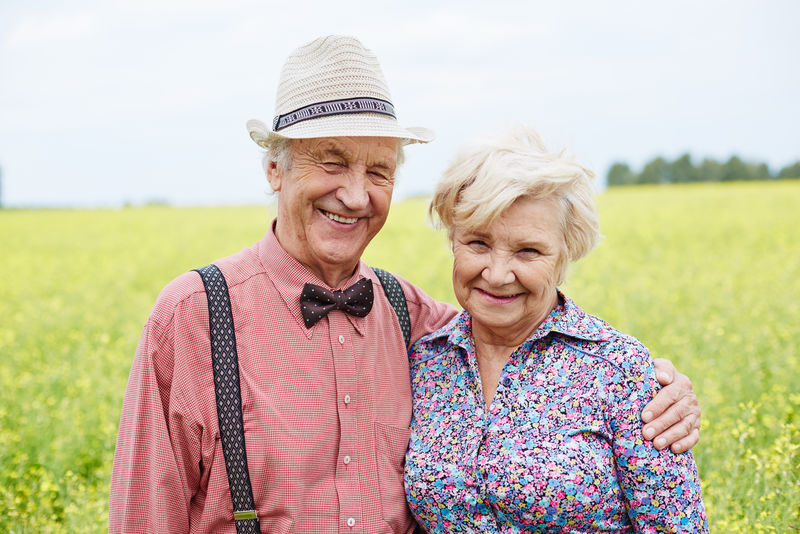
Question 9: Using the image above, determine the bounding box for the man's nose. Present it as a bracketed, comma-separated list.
[336, 171, 370, 211]
[481, 253, 515, 286]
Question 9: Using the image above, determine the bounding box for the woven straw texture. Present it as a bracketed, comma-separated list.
[247, 35, 433, 146]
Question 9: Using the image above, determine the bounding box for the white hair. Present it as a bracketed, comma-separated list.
[260, 137, 293, 177]
[430, 123, 600, 284]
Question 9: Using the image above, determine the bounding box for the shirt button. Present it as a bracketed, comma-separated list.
[343, 455, 351, 465]
[338, 335, 345, 344]
[347, 517, 355, 527]
[344, 394, 351, 404]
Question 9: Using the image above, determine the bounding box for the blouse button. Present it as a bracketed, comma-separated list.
[502, 377, 512, 387]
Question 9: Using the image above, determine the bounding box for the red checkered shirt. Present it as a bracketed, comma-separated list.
[109, 224, 457, 534]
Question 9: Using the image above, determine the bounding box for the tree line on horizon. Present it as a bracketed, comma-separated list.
[606, 154, 800, 186]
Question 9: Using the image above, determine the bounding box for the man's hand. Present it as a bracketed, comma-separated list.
[642, 358, 701, 453]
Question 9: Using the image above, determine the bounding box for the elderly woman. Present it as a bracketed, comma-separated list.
[404, 125, 708, 532]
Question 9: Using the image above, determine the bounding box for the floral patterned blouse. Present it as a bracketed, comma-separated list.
[404, 293, 707, 533]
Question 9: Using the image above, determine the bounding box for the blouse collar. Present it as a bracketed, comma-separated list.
[436, 290, 611, 352]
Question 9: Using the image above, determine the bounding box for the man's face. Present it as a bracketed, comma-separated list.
[268, 136, 398, 288]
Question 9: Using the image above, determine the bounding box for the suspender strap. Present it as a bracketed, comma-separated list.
[371, 266, 411, 349]
[194, 264, 261, 534]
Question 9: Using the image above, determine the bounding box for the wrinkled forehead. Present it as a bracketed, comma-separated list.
[290, 136, 402, 165]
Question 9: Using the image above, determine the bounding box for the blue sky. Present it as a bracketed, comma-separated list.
[1, 0, 798, 207]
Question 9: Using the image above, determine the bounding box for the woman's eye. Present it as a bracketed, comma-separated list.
[518, 248, 541, 258]
[468, 240, 488, 248]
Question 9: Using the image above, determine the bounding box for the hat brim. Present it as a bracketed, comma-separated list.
[246, 114, 434, 149]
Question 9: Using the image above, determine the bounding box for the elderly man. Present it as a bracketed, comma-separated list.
[109, 36, 700, 534]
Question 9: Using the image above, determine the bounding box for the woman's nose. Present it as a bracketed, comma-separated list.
[481, 253, 515, 286]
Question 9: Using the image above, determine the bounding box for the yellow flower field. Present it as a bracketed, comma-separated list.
[1, 181, 798, 532]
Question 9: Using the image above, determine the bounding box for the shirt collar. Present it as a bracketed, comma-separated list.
[536, 291, 609, 342]
[434, 290, 609, 350]
[257, 219, 370, 338]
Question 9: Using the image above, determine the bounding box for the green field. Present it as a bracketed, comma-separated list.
[1, 181, 799, 532]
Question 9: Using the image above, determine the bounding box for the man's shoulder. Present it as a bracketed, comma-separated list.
[367, 267, 424, 300]
[212, 241, 267, 290]
[148, 241, 264, 326]
[367, 266, 458, 336]
[145, 271, 205, 328]
[369, 267, 456, 314]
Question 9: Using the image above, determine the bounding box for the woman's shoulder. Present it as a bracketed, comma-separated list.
[584, 326, 651, 369]
[409, 310, 470, 367]
[555, 295, 653, 379]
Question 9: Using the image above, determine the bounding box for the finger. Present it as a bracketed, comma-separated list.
[643, 402, 682, 440]
[669, 370, 693, 392]
[651, 416, 698, 450]
[642, 370, 695, 423]
[647, 383, 701, 435]
[643, 397, 698, 440]
[670, 428, 700, 454]
[652, 358, 676, 385]
[641, 381, 682, 424]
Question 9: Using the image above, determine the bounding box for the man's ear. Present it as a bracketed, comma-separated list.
[266, 160, 283, 192]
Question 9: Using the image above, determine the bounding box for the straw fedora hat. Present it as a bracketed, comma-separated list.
[246, 35, 434, 148]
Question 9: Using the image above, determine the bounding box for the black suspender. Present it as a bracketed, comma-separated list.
[370, 266, 412, 349]
[194, 265, 261, 534]
[194, 264, 411, 530]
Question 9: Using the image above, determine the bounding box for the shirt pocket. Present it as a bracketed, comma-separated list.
[374, 422, 415, 534]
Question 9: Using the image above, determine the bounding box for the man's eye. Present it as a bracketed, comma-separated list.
[369, 171, 391, 181]
[468, 240, 488, 248]
[520, 248, 539, 254]
[323, 161, 345, 168]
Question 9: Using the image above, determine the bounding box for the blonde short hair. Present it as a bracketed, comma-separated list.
[430, 124, 600, 284]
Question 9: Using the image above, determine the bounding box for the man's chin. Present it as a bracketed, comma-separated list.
[304, 248, 365, 282]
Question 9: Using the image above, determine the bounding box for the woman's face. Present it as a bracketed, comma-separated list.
[451, 196, 565, 343]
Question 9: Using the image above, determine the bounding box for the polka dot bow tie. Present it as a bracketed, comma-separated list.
[300, 278, 374, 328]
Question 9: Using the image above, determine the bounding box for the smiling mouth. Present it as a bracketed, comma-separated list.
[321, 209, 358, 224]
[477, 288, 521, 302]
